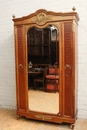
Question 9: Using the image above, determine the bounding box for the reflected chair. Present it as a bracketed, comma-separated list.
[34, 67, 47, 90]
[46, 65, 59, 92]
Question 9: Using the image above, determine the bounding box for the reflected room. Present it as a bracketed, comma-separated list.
[27, 25, 59, 114]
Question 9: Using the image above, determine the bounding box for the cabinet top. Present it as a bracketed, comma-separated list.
[12, 9, 79, 26]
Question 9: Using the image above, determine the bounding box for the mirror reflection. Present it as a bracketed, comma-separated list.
[27, 25, 59, 114]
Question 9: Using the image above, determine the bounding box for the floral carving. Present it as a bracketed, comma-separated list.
[32, 12, 51, 25]
[36, 13, 46, 22]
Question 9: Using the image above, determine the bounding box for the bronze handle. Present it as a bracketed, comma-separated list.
[65, 64, 71, 69]
[18, 64, 24, 68]
[65, 64, 72, 76]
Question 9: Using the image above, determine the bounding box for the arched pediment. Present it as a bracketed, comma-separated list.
[12, 9, 79, 26]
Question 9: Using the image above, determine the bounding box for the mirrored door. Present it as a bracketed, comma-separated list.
[27, 25, 59, 114]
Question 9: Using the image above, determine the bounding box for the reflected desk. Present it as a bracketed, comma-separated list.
[28, 71, 42, 76]
[28, 69, 43, 89]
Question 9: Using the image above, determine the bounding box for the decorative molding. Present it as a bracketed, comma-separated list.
[31, 12, 51, 25]
[14, 26, 17, 35]
[35, 115, 52, 120]
[72, 20, 76, 32]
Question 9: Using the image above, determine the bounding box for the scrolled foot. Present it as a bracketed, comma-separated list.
[17, 115, 20, 120]
[70, 123, 75, 129]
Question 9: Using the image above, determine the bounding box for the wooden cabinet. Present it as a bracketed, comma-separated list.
[12, 9, 79, 127]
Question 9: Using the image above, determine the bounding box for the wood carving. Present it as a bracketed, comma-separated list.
[32, 12, 51, 25]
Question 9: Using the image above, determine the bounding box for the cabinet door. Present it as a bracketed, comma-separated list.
[63, 22, 74, 117]
[15, 26, 26, 110]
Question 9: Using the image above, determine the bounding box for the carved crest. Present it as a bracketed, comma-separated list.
[32, 12, 51, 25]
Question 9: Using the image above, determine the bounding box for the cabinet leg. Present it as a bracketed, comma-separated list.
[17, 115, 20, 120]
[70, 123, 75, 129]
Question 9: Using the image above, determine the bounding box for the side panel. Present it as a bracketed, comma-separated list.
[15, 26, 26, 111]
[63, 22, 74, 117]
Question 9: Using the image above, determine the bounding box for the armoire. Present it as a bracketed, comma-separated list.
[12, 8, 79, 128]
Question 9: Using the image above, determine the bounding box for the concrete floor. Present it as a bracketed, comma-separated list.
[0, 108, 87, 130]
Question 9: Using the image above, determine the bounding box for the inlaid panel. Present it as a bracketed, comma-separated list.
[64, 22, 72, 116]
[17, 27, 25, 109]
